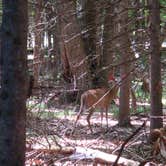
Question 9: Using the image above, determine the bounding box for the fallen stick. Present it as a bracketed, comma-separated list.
[70, 146, 140, 166]
[113, 121, 146, 166]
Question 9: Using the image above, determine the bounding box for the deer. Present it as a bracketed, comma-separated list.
[72, 75, 119, 133]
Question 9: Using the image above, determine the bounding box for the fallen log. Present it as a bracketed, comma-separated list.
[70, 147, 140, 166]
[28, 145, 140, 165]
[27, 143, 140, 165]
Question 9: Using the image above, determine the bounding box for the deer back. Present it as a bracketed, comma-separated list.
[81, 87, 114, 110]
[109, 84, 119, 99]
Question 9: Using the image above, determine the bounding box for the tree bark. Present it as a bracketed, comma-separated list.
[101, 1, 115, 86]
[56, 0, 89, 90]
[118, 0, 131, 126]
[0, 1, 28, 165]
[81, 0, 99, 88]
[33, 0, 43, 87]
[149, 0, 163, 129]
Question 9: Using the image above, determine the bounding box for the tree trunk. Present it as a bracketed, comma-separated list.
[52, 27, 61, 79]
[101, 1, 115, 86]
[118, 0, 131, 126]
[81, 0, 99, 88]
[33, 0, 43, 87]
[0, 1, 28, 165]
[149, 0, 163, 129]
[56, 0, 89, 90]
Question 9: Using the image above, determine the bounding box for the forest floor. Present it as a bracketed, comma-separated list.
[25, 102, 166, 166]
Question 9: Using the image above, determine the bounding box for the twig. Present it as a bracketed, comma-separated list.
[113, 121, 146, 166]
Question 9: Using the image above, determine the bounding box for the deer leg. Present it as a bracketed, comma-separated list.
[74, 112, 81, 127]
[100, 110, 104, 127]
[87, 108, 94, 133]
[72, 107, 83, 133]
[105, 107, 108, 129]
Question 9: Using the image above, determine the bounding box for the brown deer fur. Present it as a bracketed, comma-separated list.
[73, 84, 119, 133]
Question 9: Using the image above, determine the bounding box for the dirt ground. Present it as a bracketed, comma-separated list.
[25, 107, 166, 166]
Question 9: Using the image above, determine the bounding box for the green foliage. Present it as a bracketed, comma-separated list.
[27, 99, 75, 120]
[27, 100, 47, 110]
[109, 104, 119, 119]
[32, 110, 72, 119]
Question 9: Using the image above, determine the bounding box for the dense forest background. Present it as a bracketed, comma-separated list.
[0, 0, 166, 165]
[25, 0, 166, 127]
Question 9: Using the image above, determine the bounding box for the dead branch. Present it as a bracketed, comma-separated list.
[113, 121, 146, 166]
[27, 146, 75, 157]
[70, 147, 140, 166]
